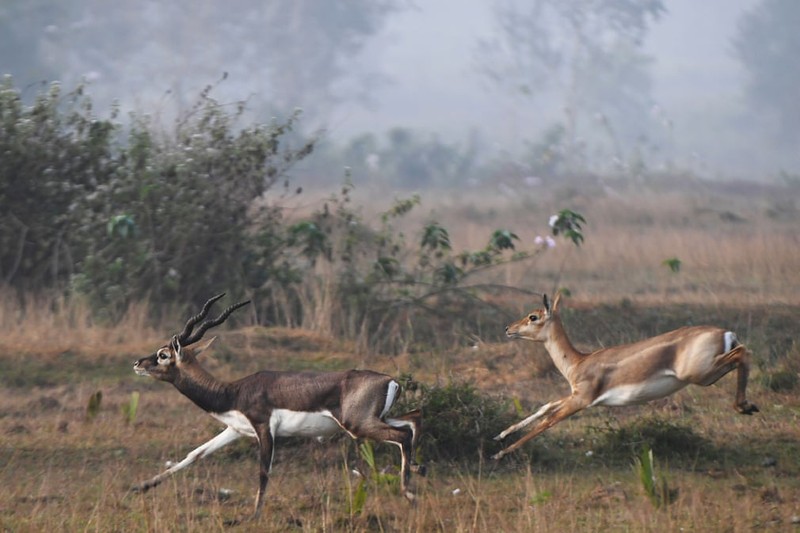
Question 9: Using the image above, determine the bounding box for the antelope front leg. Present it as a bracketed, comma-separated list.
[132, 426, 242, 492]
[492, 396, 586, 461]
[494, 400, 562, 441]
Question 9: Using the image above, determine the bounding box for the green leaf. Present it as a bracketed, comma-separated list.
[374, 256, 400, 279]
[86, 390, 103, 420]
[434, 262, 464, 285]
[121, 391, 139, 425]
[488, 229, 519, 251]
[421, 222, 451, 252]
[549, 209, 586, 247]
[662, 257, 681, 273]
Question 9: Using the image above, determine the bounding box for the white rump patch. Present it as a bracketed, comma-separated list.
[724, 331, 737, 354]
[590, 370, 686, 407]
[387, 417, 416, 445]
[270, 409, 341, 438]
[381, 380, 399, 420]
[210, 410, 257, 438]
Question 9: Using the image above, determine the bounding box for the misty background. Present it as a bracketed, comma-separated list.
[2, 0, 798, 186]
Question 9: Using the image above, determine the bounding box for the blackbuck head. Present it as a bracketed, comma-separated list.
[133, 293, 250, 382]
[505, 292, 562, 342]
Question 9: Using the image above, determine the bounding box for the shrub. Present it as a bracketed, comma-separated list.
[401, 380, 516, 462]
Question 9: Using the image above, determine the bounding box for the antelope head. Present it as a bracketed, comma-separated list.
[505, 292, 562, 342]
[133, 293, 249, 383]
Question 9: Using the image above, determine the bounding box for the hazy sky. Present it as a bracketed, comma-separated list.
[325, 0, 785, 178]
[8, 0, 792, 180]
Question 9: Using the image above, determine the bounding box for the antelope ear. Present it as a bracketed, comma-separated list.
[551, 292, 562, 313]
[194, 336, 217, 356]
[170, 335, 184, 362]
[543, 294, 551, 315]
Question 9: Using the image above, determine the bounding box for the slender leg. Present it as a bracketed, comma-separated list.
[494, 400, 562, 441]
[700, 345, 759, 414]
[387, 409, 425, 475]
[252, 425, 275, 520]
[132, 426, 242, 492]
[730, 346, 759, 414]
[492, 396, 586, 460]
[344, 418, 417, 499]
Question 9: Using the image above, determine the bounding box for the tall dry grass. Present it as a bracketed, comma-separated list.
[388, 183, 800, 307]
[3, 179, 798, 356]
[0, 290, 161, 358]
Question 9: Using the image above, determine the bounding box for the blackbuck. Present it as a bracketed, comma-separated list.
[493, 293, 758, 460]
[132, 294, 422, 519]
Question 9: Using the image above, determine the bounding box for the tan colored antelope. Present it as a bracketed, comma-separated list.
[132, 294, 422, 520]
[493, 293, 758, 460]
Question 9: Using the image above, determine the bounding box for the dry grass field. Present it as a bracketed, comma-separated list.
[2, 179, 799, 532]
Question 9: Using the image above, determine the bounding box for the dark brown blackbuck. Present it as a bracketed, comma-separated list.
[493, 292, 758, 460]
[132, 294, 422, 520]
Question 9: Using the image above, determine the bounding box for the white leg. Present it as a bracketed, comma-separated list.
[133, 426, 242, 491]
[494, 400, 561, 440]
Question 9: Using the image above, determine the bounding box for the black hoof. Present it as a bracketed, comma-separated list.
[737, 402, 759, 415]
[411, 463, 428, 477]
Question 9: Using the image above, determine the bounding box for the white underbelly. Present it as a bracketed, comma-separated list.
[590, 373, 687, 407]
[210, 410, 258, 438]
[271, 409, 341, 438]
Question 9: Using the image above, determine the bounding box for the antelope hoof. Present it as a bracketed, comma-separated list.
[736, 401, 759, 415]
[493, 433, 505, 442]
[404, 490, 416, 502]
[130, 483, 149, 493]
[491, 450, 505, 461]
[410, 463, 428, 477]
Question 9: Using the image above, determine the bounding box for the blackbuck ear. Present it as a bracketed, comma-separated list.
[170, 335, 184, 362]
[194, 336, 217, 356]
[543, 294, 551, 316]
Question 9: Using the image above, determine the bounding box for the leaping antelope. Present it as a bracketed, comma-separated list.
[493, 293, 758, 460]
[132, 294, 422, 520]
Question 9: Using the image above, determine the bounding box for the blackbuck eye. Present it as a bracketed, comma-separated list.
[529, 314, 537, 322]
[158, 351, 170, 361]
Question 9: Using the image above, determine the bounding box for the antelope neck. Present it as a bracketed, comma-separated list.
[174, 366, 236, 414]
[544, 318, 584, 379]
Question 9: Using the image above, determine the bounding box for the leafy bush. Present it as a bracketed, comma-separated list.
[73, 86, 314, 318]
[0, 78, 119, 291]
[0, 77, 314, 320]
[276, 182, 572, 351]
[402, 380, 516, 462]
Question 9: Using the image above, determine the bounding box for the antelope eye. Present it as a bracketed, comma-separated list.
[157, 351, 170, 361]
[528, 314, 537, 322]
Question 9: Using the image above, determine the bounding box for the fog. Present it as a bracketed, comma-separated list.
[3, 0, 797, 182]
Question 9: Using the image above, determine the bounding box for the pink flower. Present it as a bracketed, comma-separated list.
[534, 235, 556, 248]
